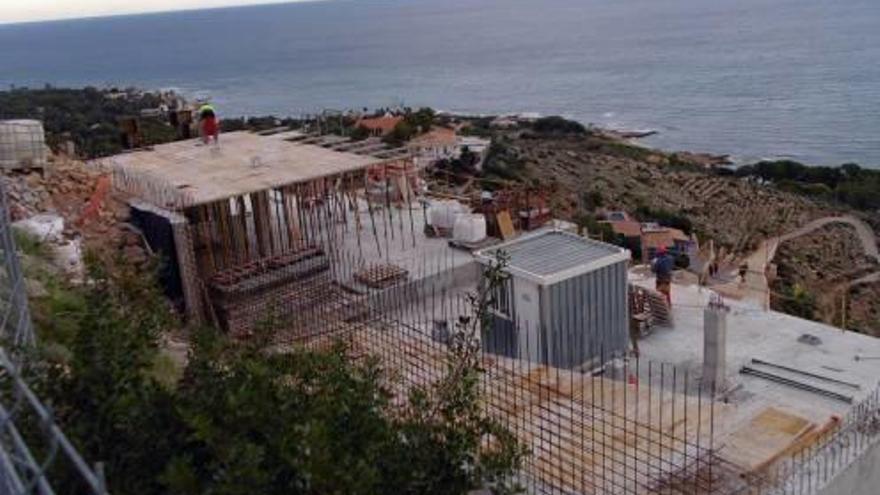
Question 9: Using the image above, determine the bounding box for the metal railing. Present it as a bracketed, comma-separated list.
[0, 181, 107, 495]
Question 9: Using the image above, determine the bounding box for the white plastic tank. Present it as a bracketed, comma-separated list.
[0, 120, 48, 170]
[453, 214, 487, 243]
[428, 199, 469, 231]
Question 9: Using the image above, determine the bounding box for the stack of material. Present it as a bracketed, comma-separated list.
[354, 263, 409, 289]
[208, 248, 334, 336]
[645, 288, 673, 326]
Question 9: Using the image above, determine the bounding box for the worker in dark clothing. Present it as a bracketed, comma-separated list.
[738, 262, 749, 285]
[652, 246, 674, 305]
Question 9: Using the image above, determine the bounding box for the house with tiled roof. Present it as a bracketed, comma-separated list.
[355, 113, 404, 136]
[408, 126, 458, 167]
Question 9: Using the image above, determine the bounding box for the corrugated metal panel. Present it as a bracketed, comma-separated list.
[540, 259, 629, 368]
[489, 231, 623, 277]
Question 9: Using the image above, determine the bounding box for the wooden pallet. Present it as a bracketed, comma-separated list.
[354, 264, 409, 289]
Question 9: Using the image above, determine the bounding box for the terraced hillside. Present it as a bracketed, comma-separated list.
[478, 130, 880, 335]
[485, 134, 835, 253]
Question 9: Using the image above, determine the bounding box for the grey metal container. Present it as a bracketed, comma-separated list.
[476, 230, 630, 369]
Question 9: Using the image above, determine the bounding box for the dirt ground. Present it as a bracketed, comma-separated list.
[847, 282, 880, 335]
[770, 224, 880, 335]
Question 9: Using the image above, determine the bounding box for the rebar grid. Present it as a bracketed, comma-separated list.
[181, 173, 727, 495]
[752, 383, 880, 495]
[169, 156, 880, 494]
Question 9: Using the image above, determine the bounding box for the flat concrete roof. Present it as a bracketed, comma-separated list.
[630, 269, 880, 473]
[100, 131, 387, 207]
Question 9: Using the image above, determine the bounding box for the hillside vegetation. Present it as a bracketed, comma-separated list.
[0, 86, 177, 157]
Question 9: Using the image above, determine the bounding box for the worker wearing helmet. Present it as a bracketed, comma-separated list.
[651, 246, 674, 306]
[199, 103, 219, 144]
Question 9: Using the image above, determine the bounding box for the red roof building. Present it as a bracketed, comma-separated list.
[355, 114, 404, 136]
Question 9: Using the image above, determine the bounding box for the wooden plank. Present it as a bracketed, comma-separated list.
[722, 407, 815, 472]
[497, 210, 515, 240]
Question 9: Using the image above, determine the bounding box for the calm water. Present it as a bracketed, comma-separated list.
[1, 0, 879, 166]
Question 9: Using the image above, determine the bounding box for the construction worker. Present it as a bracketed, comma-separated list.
[199, 103, 219, 144]
[738, 262, 749, 285]
[651, 246, 674, 306]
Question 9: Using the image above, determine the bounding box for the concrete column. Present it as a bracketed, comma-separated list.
[703, 298, 729, 392]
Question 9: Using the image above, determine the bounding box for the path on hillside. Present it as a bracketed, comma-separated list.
[767, 216, 879, 264]
[714, 216, 879, 308]
[840, 271, 880, 290]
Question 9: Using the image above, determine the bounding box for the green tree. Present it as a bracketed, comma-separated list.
[350, 125, 371, 141]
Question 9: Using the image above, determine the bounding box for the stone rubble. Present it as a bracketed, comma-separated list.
[1, 155, 151, 270]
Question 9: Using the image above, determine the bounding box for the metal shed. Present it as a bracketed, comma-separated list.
[476, 230, 630, 369]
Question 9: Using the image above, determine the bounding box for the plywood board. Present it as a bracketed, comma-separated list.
[722, 406, 815, 472]
[497, 210, 515, 240]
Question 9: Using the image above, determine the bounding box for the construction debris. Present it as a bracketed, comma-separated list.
[1, 155, 153, 271]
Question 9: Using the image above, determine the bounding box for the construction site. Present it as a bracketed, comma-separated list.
[3, 117, 880, 495]
[92, 125, 880, 494]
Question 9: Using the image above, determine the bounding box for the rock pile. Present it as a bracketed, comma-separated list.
[1, 155, 152, 271]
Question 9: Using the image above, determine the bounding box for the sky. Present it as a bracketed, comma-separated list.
[0, 0, 312, 25]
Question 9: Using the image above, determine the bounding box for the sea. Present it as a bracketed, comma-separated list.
[1, 0, 879, 167]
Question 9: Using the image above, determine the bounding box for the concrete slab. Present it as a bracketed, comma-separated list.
[334, 199, 478, 291]
[630, 270, 880, 425]
[98, 131, 388, 207]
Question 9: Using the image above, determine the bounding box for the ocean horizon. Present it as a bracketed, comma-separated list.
[1, 0, 879, 167]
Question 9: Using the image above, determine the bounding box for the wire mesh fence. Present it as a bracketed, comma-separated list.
[0, 182, 106, 495]
[0, 185, 34, 349]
